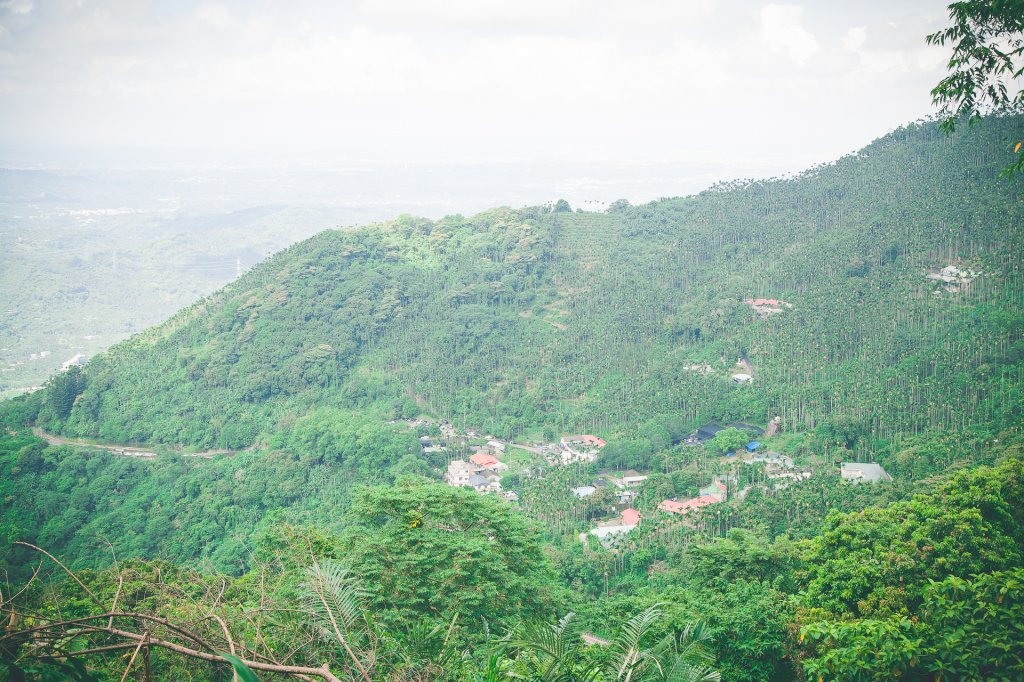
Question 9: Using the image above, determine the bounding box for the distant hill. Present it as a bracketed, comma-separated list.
[33, 116, 1024, 452]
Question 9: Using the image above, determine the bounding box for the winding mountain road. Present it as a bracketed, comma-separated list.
[31, 428, 236, 459]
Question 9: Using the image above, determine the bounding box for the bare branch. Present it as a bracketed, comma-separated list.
[205, 613, 238, 682]
[0, 612, 216, 653]
[109, 575, 124, 630]
[13, 542, 105, 611]
[119, 631, 149, 682]
[97, 624, 343, 682]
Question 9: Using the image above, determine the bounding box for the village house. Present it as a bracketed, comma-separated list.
[559, 442, 597, 463]
[572, 485, 597, 499]
[616, 489, 638, 505]
[602, 470, 649, 488]
[467, 473, 501, 493]
[841, 462, 893, 484]
[469, 452, 508, 471]
[698, 479, 728, 502]
[926, 264, 979, 293]
[446, 460, 480, 487]
[559, 435, 605, 463]
[478, 469, 502, 486]
[769, 470, 813, 490]
[658, 495, 719, 515]
[745, 450, 795, 469]
[687, 424, 723, 445]
[565, 434, 607, 448]
[588, 508, 641, 547]
[688, 422, 765, 446]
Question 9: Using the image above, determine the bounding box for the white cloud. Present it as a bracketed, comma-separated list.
[357, 0, 588, 31]
[759, 4, 819, 65]
[842, 26, 866, 52]
[0, 0, 954, 173]
[841, 23, 947, 76]
[193, 4, 232, 30]
[0, 0, 32, 15]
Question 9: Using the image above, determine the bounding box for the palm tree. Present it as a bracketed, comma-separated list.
[503, 605, 720, 682]
[602, 606, 719, 682]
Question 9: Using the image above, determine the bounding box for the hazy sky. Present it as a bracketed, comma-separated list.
[0, 0, 954, 175]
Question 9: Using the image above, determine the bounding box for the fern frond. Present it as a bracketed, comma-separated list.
[300, 559, 367, 641]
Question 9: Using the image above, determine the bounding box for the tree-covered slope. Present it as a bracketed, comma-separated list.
[35, 116, 1024, 449]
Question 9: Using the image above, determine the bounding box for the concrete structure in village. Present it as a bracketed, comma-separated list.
[841, 462, 893, 484]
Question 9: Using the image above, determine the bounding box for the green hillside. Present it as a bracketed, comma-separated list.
[35, 116, 1023, 459]
[3, 115, 1024, 682]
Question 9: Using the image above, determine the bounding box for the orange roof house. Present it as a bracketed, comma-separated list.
[469, 453, 500, 468]
[621, 508, 641, 526]
[566, 434, 608, 448]
[658, 495, 720, 515]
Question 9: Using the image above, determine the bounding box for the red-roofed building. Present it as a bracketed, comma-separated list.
[658, 495, 720, 515]
[566, 434, 608, 448]
[699, 480, 728, 502]
[621, 508, 641, 526]
[469, 452, 501, 468]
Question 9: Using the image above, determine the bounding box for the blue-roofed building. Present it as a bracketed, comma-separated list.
[746, 441, 761, 452]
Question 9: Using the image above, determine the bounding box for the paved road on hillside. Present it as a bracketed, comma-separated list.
[31, 428, 236, 459]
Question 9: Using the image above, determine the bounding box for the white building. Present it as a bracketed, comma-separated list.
[446, 460, 480, 487]
[840, 462, 893, 484]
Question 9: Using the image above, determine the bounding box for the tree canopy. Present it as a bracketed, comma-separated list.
[928, 0, 1024, 174]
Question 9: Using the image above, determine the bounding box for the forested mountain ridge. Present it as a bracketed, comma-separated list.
[33, 116, 1024, 460]
[4, 115, 1024, 682]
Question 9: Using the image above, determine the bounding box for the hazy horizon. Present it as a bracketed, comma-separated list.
[1, 0, 953, 185]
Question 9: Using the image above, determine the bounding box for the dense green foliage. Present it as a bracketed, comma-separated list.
[3, 115, 1024, 680]
[29, 117, 1024, 465]
[927, 0, 1024, 175]
[800, 458, 1024, 618]
[338, 483, 557, 634]
[0, 400, 426, 574]
[801, 569, 1024, 680]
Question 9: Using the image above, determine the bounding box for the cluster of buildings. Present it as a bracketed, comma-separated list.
[574, 469, 649, 504]
[927, 264, 979, 294]
[445, 440, 512, 496]
[589, 507, 641, 547]
[431, 416, 895, 552]
[658, 477, 729, 516]
[684, 422, 766, 446]
[558, 435, 607, 463]
[442, 429, 609, 502]
[446, 454, 509, 494]
[576, 470, 650, 547]
[743, 448, 812, 488]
